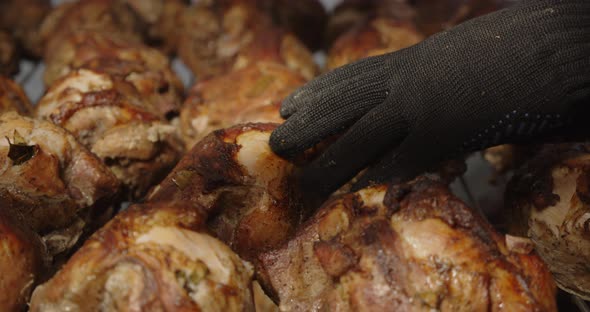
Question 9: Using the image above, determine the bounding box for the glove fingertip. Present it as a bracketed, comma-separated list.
[269, 122, 305, 158]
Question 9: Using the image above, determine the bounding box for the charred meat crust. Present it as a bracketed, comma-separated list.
[259, 177, 556, 311]
[149, 123, 306, 262]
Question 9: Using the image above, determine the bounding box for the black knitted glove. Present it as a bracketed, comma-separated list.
[270, 0, 590, 195]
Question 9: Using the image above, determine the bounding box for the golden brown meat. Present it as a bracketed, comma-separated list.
[0, 77, 33, 115]
[36, 69, 184, 199]
[30, 202, 255, 312]
[259, 177, 557, 311]
[327, 17, 424, 70]
[0, 112, 120, 261]
[0, 31, 18, 76]
[0, 209, 45, 312]
[180, 62, 305, 148]
[149, 123, 308, 262]
[42, 30, 184, 119]
[178, 1, 317, 80]
[505, 143, 590, 300]
[39, 0, 144, 56]
[0, 0, 50, 58]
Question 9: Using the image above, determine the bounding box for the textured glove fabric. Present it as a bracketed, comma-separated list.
[270, 0, 590, 195]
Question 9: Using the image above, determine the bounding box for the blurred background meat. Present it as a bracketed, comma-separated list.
[505, 143, 590, 300]
[39, 0, 145, 55]
[123, 0, 189, 54]
[327, 17, 424, 70]
[0, 77, 34, 116]
[324, 0, 416, 47]
[0, 31, 19, 76]
[255, 0, 328, 51]
[178, 0, 318, 80]
[259, 177, 557, 311]
[0, 0, 50, 58]
[180, 62, 306, 148]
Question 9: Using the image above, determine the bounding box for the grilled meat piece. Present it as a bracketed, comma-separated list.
[178, 1, 317, 80]
[327, 17, 424, 70]
[42, 31, 183, 119]
[0, 112, 120, 260]
[30, 201, 255, 312]
[0, 31, 18, 76]
[0, 209, 45, 312]
[36, 69, 183, 199]
[180, 62, 305, 148]
[505, 143, 590, 300]
[0, 0, 50, 58]
[0, 77, 33, 115]
[259, 177, 557, 311]
[39, 0, 144, 56]
[149, 123, 308, 262]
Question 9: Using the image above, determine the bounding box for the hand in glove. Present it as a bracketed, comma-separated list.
[270, 0, 590, 195]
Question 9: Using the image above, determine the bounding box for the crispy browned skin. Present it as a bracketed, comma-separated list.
[40, 0, 144, 56]
[178, 1, 317, 80]
[0, 112, 120, 261]
[259, 177, 557, 311]
[149, 123, 309, 262]
[0, 209, 45, 312]
[0, 77, 33, 115]
[42, 30, 184, 118]
[505, 143, 590, 300]
[36, 69, 184, 199]
[0, 0, 50, 58]
[0, 31, 18, 76]
[327, 17, 424, 70]
[30, 201, 255, 312]
[180, 62, 305, 148]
